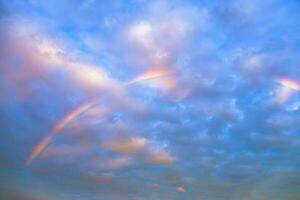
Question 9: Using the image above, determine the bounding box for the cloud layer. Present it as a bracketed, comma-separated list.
[1, 0, 300, 199]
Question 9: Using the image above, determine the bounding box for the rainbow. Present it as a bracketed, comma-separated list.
[126, 67, 174, 85]
[27, 67, 176, 165]
[276, 78, 300, 91]
[26, 101, 96, 165]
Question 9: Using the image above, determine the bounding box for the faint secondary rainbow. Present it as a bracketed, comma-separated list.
[275, 77, 300, 91]
[26, 100, 96, 165]
[125, 67, 174, 85]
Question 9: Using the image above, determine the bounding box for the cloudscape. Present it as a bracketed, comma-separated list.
[1, 0, 300, 199]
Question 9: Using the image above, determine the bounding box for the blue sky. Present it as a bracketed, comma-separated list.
[1, 0, 300, 199]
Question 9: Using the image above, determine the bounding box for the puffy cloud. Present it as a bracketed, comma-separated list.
[101, 137, 148, 155]
[124, 0, 203, 67]
[146, 148, 175, 164]
[176, 186, 185, 193]
[101, 135, 176, 165]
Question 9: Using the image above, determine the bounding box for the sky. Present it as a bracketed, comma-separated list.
[1, 0, 300, 199]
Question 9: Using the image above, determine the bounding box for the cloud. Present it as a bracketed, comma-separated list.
[101, 135, 176, 165]
[272, 87, 294, 105]
[176, 186, 185, 193]
[146, 147, 176, 164]
[123, 0, 206, 68]
[1, 0, 300, 199]
[91, 156, 131, 170]
[101, 137, 148, 155]
[11, 24, 115, 91]
[40, 144, 92, 158]
[0, 186, 55, 200]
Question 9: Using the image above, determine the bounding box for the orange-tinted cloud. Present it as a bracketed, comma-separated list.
[101, 137, 148, 155]
[176, 186, 185, 193]
[147, 148, 176, 164]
